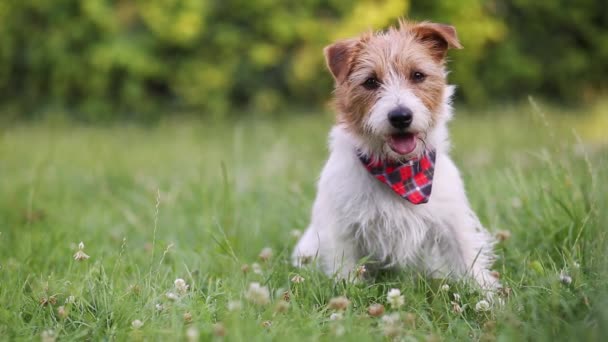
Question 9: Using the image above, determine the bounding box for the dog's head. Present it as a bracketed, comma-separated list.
[325, 20, 462, 160]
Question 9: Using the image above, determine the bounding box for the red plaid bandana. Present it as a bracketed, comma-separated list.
[358, 150, 436, 204]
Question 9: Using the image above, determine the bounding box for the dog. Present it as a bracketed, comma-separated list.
[292, 20, 499, 289]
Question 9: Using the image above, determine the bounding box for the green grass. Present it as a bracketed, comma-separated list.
[1, 103, 607, 341]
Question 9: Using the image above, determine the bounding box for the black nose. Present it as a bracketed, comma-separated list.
[387, 107, 413, 129]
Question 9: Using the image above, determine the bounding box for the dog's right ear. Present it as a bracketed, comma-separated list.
[324, 39, 358, 84]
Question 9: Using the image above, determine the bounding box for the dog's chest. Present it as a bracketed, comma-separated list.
[324, 160, 434, 260]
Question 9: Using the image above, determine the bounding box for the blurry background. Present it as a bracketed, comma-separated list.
[0, 0, 607, 121]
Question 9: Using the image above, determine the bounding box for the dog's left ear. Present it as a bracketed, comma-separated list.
[412, 22, 462, 61]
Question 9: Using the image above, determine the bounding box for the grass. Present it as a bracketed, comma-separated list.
[0, 103, 607, 341]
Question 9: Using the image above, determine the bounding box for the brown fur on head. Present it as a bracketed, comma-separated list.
[323, 20, 462, 159]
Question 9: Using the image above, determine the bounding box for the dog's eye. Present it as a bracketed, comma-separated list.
[411, 71, 426, 83]
[362, 77, 381, 90]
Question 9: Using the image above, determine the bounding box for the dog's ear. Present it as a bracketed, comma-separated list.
[324, 39, 358, 84]
[411, 22, 462, 61]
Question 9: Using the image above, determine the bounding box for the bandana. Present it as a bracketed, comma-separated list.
[358, 150, 436, 204]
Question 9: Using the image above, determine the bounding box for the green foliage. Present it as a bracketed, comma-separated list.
[0, 0, 606, 119]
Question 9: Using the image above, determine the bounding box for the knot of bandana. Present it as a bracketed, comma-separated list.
[358, 150, 436, 204]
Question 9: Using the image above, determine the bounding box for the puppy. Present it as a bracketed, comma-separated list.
[292, 20, 498, 289]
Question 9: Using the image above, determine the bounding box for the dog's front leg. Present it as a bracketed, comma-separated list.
[437, 209, 499, 290]
[292, 224, 360, 281]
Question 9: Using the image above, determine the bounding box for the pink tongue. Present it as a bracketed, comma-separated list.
[388, 133, 417, 155]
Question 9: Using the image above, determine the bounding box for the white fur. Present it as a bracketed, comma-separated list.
[292, 86, 498, 289]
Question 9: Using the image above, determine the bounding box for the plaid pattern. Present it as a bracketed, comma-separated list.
[358, 150, 436, 204]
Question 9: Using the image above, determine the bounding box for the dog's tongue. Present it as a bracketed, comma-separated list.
[388, 133, 417, 155]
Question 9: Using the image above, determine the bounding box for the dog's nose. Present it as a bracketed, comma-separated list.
[387, 107, 413, 129]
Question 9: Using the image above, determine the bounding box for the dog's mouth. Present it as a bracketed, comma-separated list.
[387, 133, 417, 155]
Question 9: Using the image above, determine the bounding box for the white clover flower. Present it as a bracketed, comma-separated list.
[328, 296, 350, 310]
[186, 326, 200, 342]
[381, 313, 402, 337]
[329, 312, 343, 321]
[387, 288, 405, 309]
[245, 282, 270, 305]
[290, 229, 302, 239]
[559, 271, 572, 285]
[453, 293, 461, 302]
[251, 263, 263, 274]
[131, 319, 144, 329]
[475, 299, 491, 312]
[258, 247, 273, 261]
[174, 278, 189, 295]
[166, 292, 179, 301]
[41, 329, 56, 342]
[155, 303, 164, 311]
[451, 301, 463, 314]
[57, 306, 68, 319]
[441, 284, 450, 291]
[355, 265, 367, 279]
[227, 300, 242, 311]
[73, 241, 90, 261]
[291, 274, 305, 283]
[65, 295, 76, 304]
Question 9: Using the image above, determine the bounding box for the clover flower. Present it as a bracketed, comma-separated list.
[174, 278, 189, 295]
[387, 288, 405, 309]
[291, 274, 305, 283]
[73, 242, 90, 261]
[328, 296, 350, 311]
[245, 282, 270, 305]
[258, 247, 273, 262]
[475, 299, 491, 312]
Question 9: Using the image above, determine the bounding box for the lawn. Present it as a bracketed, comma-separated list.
[0, 103, 607, 341]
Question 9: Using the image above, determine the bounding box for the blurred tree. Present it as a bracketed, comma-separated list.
[0, 0, 605, 120]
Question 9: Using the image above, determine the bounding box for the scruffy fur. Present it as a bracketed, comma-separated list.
[292, 20, 499, 289]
